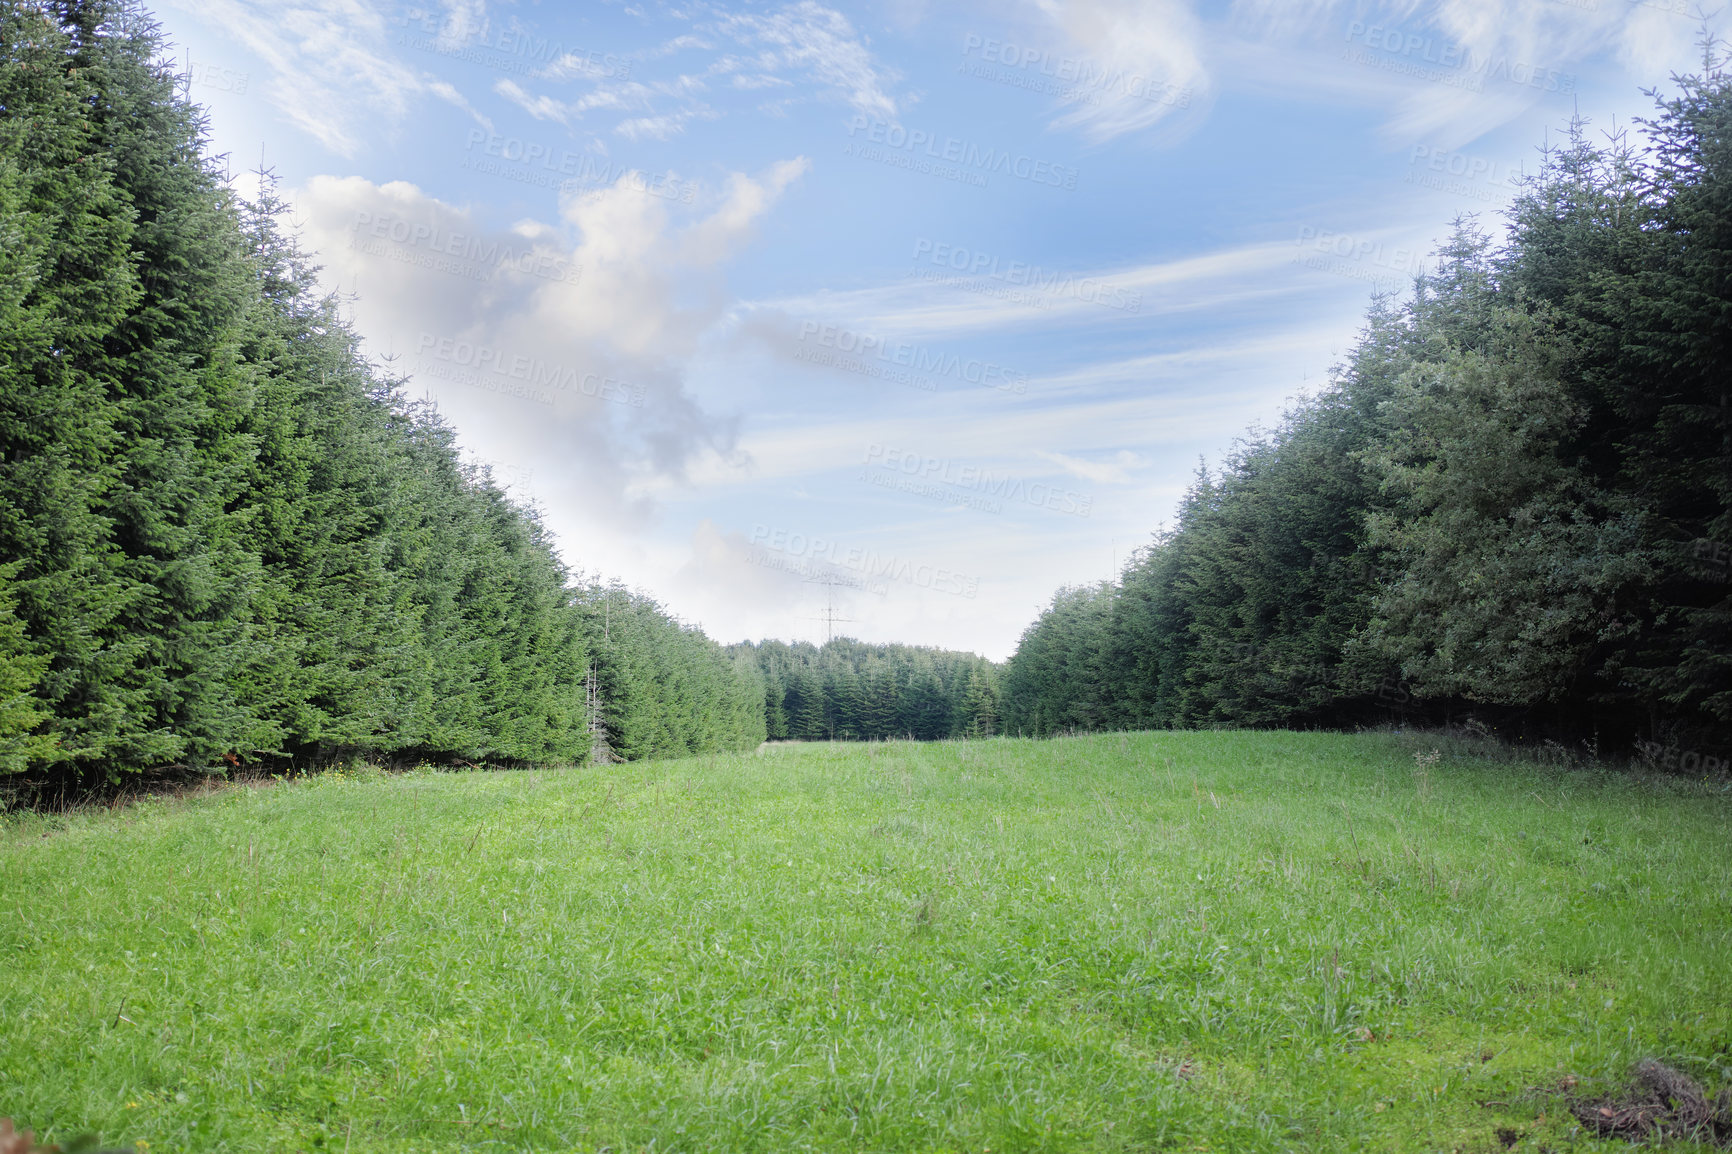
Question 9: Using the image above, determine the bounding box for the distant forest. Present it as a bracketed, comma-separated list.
[730, 639, 1000, 742]
[3, 1, 1726, 785]
[1002, 61, 1732, 754]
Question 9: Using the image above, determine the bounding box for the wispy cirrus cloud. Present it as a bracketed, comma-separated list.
[493, 74, 722, 139]
[493, 78, 577, 124]
[162, 0, 489, 156]
[1035, 449, 1148, 484]
[713, 1, 901, 119]
[485, 1, 901, 141]
[1028, 0, 1212, 142]
[751, 238, 1313, 342]
[1226, 0, 1728, 145]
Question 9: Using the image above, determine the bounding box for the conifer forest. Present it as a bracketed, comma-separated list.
[0, 1, 1728, 774]
[5, 5, 1732, 1153]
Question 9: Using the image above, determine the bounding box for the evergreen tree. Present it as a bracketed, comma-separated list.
[1004, 67, 1732, 750]
[728, 639, 1001, 742]
[959, 666, 999, 739]
[0, 2, 755, 778]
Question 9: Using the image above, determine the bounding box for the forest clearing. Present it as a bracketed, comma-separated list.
[4, 731, 1729, 1152]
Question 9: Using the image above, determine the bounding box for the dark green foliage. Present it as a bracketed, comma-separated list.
[957, 665, 999, 738]
[1356, 305, 1645, 715]
[2, 0, 155, 770]
[1004, 64, 1732, 751]
[0, 563, 54, 771]
[11, 0, 1727, 773]
[732, 638, 1000, 741]
[0, 0, 760, 778]
[577, 582, 765, 760]
[999, 584, 1114, 737]
[1495, 79, 1732, 735]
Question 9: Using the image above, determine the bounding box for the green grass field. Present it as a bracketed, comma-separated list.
[3, 732, 1730, 1153]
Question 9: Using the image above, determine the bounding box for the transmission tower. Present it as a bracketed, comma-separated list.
[800, 573, 855, 645]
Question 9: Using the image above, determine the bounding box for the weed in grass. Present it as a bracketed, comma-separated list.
[1413, 747, 1440, 803]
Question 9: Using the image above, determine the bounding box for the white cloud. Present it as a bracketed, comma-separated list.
[494, 79, 573, 125]
[491, 2, 900, 142]
[618, 111, 707, 141]
[163, 0, 488, 156]
[1616, 5, 1714, 80]
[1029, 0, 1213, 142]
[683, 159, 810, 265]
[430, 0, 489, 49]
[1226, 0, 1728, 146]
[751, 238, 1318, 342]
[290, 158, 808, 523]
[715, 2, 901, 119]
[489, 72, 718, 139]
[1035, 449, 1148, 484]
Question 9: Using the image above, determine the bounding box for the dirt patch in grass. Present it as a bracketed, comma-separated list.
[1571, 1060, 1732, 1145]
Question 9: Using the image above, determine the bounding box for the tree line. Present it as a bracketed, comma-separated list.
[1005, 61, 1732, 754]
[0, 1, 762, 783]
[729, 639, 1000, 741]
[11, 1, 1724, 779]
[578, 581, 766, 761]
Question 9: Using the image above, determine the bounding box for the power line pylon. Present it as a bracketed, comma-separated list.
[800, 573, 855, 645]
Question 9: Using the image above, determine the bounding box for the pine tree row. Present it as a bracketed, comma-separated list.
[1004, 64, 1732, 752]
[0, 2, 762, 780]
[731, 639, 1000, 742]
[578, 581, 766, 762]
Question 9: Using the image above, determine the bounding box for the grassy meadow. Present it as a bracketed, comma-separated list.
[2, 732, 1730, 1152]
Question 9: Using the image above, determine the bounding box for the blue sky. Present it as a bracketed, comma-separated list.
[156, 0, 1722, 659]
